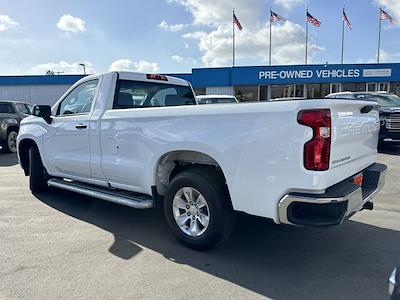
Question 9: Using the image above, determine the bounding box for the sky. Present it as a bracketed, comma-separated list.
[0, 0, 399, 75]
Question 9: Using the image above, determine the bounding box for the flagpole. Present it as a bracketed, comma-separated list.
[377, 7, 382, 63]
[233, 8, 235, 67]
[305, 8, 308, 65]
[269, 8, 272, 65]
[341, 8, 345, 64]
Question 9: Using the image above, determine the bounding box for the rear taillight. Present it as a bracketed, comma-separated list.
[297, 109, 331, 171]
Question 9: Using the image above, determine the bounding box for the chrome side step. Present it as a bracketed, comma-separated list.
[47, 178, 154, 209]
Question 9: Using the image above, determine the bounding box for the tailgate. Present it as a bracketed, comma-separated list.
[330, 100, 380, 171]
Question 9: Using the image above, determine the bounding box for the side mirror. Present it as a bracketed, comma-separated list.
[33, 105, 52, 124]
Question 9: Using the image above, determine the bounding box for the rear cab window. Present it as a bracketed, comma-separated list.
[113, 80, 196, 109]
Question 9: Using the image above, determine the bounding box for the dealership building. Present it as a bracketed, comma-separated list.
[0, 63, 399, 105]
[175, 63, 400, 102]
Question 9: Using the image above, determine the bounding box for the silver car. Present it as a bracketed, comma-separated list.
[196, 95, 239, 105]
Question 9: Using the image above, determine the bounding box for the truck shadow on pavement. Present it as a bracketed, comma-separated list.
[35, 189, 399, 300]
[0, 152, 18, 166]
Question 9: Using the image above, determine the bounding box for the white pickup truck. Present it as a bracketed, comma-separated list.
[17, 72, 387, 250]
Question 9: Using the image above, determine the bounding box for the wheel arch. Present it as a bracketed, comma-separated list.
[7, 124, 19, 135]
[18, 138, 39, 176]
[153, 150, 230, 198]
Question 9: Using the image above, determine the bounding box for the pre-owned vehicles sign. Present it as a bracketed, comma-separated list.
[227, 63, 399, 86]
[259, 69, 361, 80]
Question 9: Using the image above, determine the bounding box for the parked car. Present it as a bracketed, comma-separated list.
[17, 72, 386, 250]
[0, 100, 31, 153]
[196, 95, 239, 105]
[390, 263, 399, 300]
[326, 92, 400, 145]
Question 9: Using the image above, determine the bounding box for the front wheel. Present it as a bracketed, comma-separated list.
[3, 130, 18, 153]
[164, 169, 235, 250]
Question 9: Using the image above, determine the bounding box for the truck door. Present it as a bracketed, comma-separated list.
[43, 79, 99, 179]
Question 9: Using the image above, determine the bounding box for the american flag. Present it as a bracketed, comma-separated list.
[306, 11, 321, 27]
[342, 9, 352, 30]
[270, 11, 286, 22]
[380, 8, 396, 24]
[233, 13, 243, 31]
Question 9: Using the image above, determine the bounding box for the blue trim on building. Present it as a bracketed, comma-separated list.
[0, 63, 398, 88]
[165, 73, 192, 82]
[192, 67, 232, 87]
[170, 63, 400, 88]
[0, 75, 85, 86]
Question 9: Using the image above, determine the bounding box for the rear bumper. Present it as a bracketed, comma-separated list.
[278, 163, 387, 226]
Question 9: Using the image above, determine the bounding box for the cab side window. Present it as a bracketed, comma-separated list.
[57, 80, 99, 116]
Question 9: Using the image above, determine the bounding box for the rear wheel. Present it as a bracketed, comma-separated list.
[29, 146, 48, 193]
[3, 130, 18, 153]
[164, 168, 235, 250]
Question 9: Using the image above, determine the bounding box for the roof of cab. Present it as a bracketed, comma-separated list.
[68, 72, 191, 92]
[196, 95, 236, 99]
[0, 100, 29, 105]
[115, 71, 190, 86]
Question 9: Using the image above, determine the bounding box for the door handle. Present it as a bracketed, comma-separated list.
[75, 123, 88, 130]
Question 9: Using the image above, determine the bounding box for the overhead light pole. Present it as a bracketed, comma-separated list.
[79, 63, 87, 75]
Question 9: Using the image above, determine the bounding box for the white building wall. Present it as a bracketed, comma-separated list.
[206, 86, 234, 96]
[0, 84, 72, 106]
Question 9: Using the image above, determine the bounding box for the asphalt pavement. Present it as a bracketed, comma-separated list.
[0, 147, 399, 300]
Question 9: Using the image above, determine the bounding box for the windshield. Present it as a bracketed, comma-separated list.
[197, 97, 237, 104]
[356, 94, 400, 107]
[15, 103, 31, 114]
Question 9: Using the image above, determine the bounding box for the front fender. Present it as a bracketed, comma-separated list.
[0, 118, 19, 140]
[17, 121, 47, 171]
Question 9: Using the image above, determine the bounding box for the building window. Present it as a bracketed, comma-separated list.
[330, 83, 341, 94]
[306, 84, 330, 98]
[234, 86, 258, 102]
[259, 86, 269, 101]
[367, 83, 377, 92]
[379, 82, 390, 92]
[390, 82, 400, 96]
[295, 85, 304, 98]
[270, 84, 304, 100]
[342, 83, 367, 92]
[194, 88, 206, 95]
[271, 85, 291, 99]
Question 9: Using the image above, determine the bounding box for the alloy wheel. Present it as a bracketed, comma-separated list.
[7, 131, 17, 153]
[172, 187, 210, 237]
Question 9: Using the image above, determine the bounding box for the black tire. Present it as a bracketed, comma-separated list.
[3, 130, 18, 153]
[29, 146, 48, 193]
[164, 168, 235, 250]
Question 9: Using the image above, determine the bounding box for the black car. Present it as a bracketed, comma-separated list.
[326, 92, 400, 145]
[0, 100, 32, 153]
